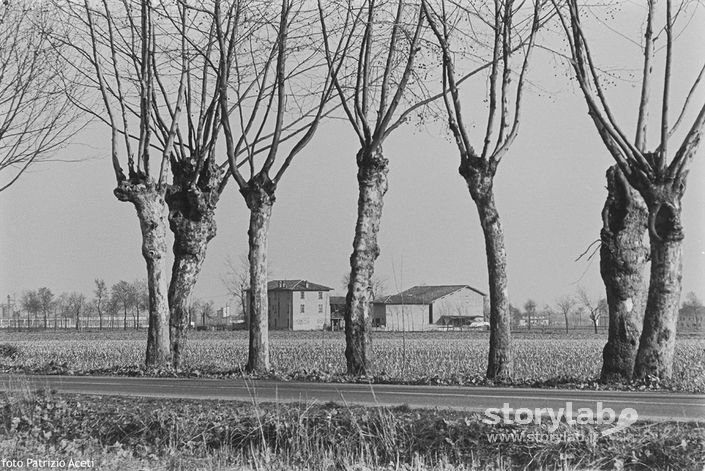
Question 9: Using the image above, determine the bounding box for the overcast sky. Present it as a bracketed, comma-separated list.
[1, 3, 703, 311]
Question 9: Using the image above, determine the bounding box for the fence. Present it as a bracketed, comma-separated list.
[0, 315, 149, 330]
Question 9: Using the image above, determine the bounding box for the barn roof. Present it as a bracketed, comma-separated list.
[375, 285, 486, 305]
[267, 280, 333, 291]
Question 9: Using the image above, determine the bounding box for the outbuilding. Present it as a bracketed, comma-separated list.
[372, 285, 486, 331]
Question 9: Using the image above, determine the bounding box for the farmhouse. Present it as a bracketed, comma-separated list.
[372, 285, 486, 331]
[248, 280, 333, 330]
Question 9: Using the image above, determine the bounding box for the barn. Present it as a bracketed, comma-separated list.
[372, 285, 486, 331]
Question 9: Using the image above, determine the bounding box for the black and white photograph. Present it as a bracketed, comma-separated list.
[1, 0, 704, 469]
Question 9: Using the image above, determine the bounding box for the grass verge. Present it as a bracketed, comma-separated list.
[1, 383, 702, 470]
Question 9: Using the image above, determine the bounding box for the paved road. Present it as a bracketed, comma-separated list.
[1, 374, 703, 421]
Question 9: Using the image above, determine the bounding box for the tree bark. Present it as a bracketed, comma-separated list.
[115, 180, 171, 368]
[242, 174, 275, 373]
[463, 165, 512, 381]
[166, 159, 221, 369]
[633, 184, 684, 380]
[599, 166, 649, 382]
[345, 147, 389, 376]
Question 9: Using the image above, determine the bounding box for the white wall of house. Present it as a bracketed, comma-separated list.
[292, 290, 329, 330]
[432, 288, 484, 322]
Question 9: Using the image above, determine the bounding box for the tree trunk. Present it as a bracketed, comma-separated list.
[242, 175, 275, 373]
[633, 188, 684, 380]
[166, 159, 221, 369]
[564, 316, 569, 334]
[600, 166, 649, 382]
[345, 147, 389, 376]
[115, 181, 171, 368]
[465, 170, 512, 381]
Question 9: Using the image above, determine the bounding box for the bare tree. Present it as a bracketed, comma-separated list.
[111, 281, 134, 331]
[67, 292, 85, 330]
[66, 0, 189, 366]
[157, 0, 238, 369]
[130, 279, 148, 330]
[55, 293, 71, 329]
[94, 279, 107, 330]
[577, 287, 605, 335]
[218, 0, 333, 372]
[554, 0, 705, 379]
[318, 0, 425, 375]
[422, 0, 545, 379]
[556, 295, 575, 334]
[37, 287, 54, 329]
[222, 254, 277, 322]
[222, 254, 251, 321]
[599, 165, 649, 381]
[0, 1, 82, 192]
[524, 300, 537, 331]
[20, 290, 40, 328]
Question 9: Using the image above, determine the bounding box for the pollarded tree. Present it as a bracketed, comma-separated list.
[554, 0, 705, 379]
[217, 0, 334, 372]
[318, 0, 426, 375]
[0, 1, 82, 192]
[68, 0, 188, 366]
[599, 165, 649, 381]
[153, 1, 237, 368]
[422, 0, 545, 380]
[60, 0, 236, 367]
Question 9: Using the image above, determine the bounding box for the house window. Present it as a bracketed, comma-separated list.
[318, 291, 323, 300]
[300, 291, 305, 299]
[300, 304, 305, 313]
[318, 304, 323, 313]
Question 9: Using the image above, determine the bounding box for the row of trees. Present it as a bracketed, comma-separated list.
[512, 288, 607, 334]
[1, 0, 702, 381]
[6, 280, 218, 330]
[10, 280, 147, 330]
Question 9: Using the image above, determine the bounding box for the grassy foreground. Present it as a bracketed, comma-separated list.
[1, 330, 704, 392]
[1, 383, 703, 471]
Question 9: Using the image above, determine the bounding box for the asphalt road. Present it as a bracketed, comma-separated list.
[1, 374, 703, 421]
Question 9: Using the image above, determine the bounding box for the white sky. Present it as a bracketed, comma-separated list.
[1, 2, 703, 310]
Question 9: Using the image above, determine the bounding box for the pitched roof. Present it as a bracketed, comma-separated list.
[376, 285, 486, 305]
[267, 280, 333, 291]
